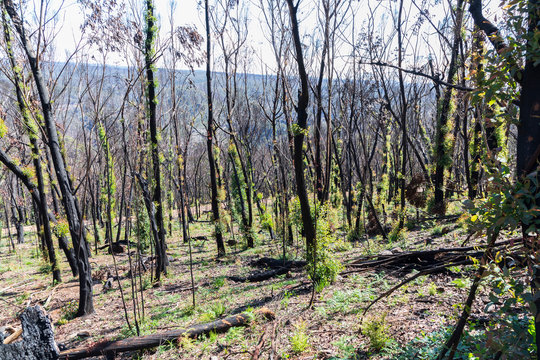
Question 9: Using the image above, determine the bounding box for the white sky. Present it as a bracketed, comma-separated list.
[23, 0, 501, 74]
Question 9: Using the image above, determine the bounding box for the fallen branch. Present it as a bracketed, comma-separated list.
[2, 328, 22, 344]
[251, 326, 269, 360]
[347, 238, 521, 271]
[362, 259, 471, 316]
[230, 257, 306, 283]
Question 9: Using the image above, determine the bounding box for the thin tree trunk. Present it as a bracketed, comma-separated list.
[4, 0, 93, 315]
[285, 0, 317, 263]
[205, 0, 226, 257]
[144, 0, 168, 280]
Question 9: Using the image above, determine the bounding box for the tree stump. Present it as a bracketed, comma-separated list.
[0, 305, 59, 360]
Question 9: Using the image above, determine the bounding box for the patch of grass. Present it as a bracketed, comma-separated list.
[451, 277, 472, 289]
[38, 262, 53, 274]
[280, 289, 293, 309]
[428, 282, 440, 296]
[430, 224, 444, 236]
[333, 335, 357, 358]
[212, 276, 227, 289]
[223, 326, 245, 345]
[199, 302, 226, 322]
[141, 277, 152, 291]
[388, 226, 407, 243]
[15, 292, 30, 305]
[327, 289, 373, 314]
[58, 299, 78, 325]
[290, 321, 310, 354]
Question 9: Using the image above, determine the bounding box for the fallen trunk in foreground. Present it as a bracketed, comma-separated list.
[1, 306, 274, 360]
[60, 313, 253, 359]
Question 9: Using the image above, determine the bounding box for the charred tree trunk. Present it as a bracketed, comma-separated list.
[4, 0, 93, 315]
[432, 0, 465, 214]
[286, 0, 317, 262]
[144, 0, 168, 280]
[205, 0, 226, 257]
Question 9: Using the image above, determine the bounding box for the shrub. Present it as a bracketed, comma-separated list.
[290, 321, 310, 354]
[361, 313, 391, 353]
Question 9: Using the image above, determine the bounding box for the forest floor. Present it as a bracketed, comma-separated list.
[0, 215, 532, 359]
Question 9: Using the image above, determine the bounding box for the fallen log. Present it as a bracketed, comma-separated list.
[251, 257, 306, 269]
[229, 268, 290, 283]
[0, 306, 59, 360]
[60, 309, 273, 359]
[229, 257, 306, 283]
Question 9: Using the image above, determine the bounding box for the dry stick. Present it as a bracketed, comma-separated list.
[251, 326, 269, 360]
[269, 319, 279, 360]
[2, 328, 22, 344]
[437, 230, 500, 360]
[124, 181, 141, 336]
[362, 259, 471, 317]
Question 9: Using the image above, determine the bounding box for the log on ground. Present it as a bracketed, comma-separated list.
[59, 312, 259, 359]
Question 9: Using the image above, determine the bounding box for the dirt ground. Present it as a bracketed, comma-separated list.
[0, 218, 526, 359]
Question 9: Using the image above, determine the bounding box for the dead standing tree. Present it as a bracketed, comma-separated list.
[205, 0, 227, 257]
[144, 0, 169, 280]
[285, 0, 317, 263]
[3, 0, 94, 316]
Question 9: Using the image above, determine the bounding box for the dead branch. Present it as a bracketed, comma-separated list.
[250, 326, 269, 360]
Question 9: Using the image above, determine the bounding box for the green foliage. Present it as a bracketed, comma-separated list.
[290, 320, 310, 354]
[133, 195, 151, 250]
[451, 277, 472, 289]
[257, 194, 274, 232]
[199, 303, 226, 322]
[52, 219, 70, 239]
[388, 225, 406, 243]
[361, 313, 391, 353]
[326, 288, 375, 314]
[466, 161, 539, 235]
[59, 300, 78, 324]
[0, 117, 7, 138]
[308, 204, 345, 292]
[347, 226, 364, 242]
[212, 276, 226, 289]
[430, 224, 444, 236]
[332, 335, 357, 359]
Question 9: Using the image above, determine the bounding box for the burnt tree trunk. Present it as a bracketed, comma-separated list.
[4, 0, 93, 315]
[0, 306, 58, 360]
[205, 0, 226, 257]
[285, 0, 317, 263]
[144, 0, 168, 280]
